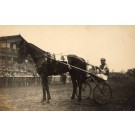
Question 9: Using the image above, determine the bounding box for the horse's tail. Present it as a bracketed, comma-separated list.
[81, 62, 87, 83]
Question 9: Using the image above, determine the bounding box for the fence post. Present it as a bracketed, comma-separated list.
[5, 77, 8, 87]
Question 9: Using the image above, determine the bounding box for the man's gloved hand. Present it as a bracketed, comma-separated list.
[95, 66, 99, 69]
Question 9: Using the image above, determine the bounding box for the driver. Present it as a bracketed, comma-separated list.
[95, 58, 109, 80]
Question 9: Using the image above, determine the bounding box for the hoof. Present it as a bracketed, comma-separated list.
[46, 101, 50, 104]
[77, 98, 82, 102]
[71, 99, 75, 102]
[86, 96, 90, 100]
[41, 100, 50, 104]
[49, 96, 51, 100]
[41, 99, 46, 103]
[71, 97, 75, 101]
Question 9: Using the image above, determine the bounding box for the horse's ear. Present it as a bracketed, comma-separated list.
[61, 56, 65, 61]
[18, 35, 27, 44]
[19, 34, 23, 40]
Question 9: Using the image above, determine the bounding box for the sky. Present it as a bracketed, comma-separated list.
[0, 25, 135, 72]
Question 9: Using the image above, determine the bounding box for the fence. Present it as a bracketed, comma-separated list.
[0, 77, 41, 87]
[0, 76, 72, 87]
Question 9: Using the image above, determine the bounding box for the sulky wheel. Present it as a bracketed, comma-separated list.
[93, 82, 112, 104]
[76, 83, 92, 99]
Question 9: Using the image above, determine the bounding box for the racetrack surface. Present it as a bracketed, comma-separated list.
[0, 79, 135, 111]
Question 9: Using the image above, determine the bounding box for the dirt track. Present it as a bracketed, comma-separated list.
[0, 79, 135, 111]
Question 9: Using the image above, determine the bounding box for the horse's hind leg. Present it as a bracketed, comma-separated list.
[44, 76, 51, 103]
[78, 82, 82, 101]
[71, 79, 77, 100]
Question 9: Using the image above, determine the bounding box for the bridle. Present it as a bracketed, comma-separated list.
[19, 41, 68, 69]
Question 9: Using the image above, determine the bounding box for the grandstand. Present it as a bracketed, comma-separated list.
[0, 41, 37, 77]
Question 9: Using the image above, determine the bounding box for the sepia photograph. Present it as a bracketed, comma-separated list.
[1, 1, 135, 135]
[0, 26, 135, 111]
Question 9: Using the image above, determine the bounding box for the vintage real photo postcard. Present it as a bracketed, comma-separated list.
[0, 26, 135, 111]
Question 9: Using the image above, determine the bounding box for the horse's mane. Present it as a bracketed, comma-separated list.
[27, 43, 86, 64]
[28, 43, 47, 54]
[20, 35, 48, 55]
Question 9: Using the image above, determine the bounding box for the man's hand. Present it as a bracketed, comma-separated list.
[95, 66, 99, 69]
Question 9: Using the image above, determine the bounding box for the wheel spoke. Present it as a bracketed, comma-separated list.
[94, 83, 112, 104]
[76, 83, 92, 99]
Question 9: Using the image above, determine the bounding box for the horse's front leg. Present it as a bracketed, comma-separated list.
[41, 76, 46, 103]
[44, 76, 51, 103]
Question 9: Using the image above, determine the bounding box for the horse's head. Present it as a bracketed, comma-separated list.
[17, 38, 29, 64]
[0, 35, 29, 64]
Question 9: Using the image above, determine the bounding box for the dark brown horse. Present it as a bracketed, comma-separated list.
[0, 35, 87, 103]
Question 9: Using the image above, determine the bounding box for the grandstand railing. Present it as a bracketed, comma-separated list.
[0, 76, 72, 87]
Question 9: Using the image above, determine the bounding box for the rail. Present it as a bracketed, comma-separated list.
[0, 76, 72, 87]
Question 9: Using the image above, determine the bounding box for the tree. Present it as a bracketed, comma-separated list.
[126, 68, 135, 77]
[120, 69, 126, 74]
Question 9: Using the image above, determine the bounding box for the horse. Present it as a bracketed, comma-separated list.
[0, 35, 87, 103]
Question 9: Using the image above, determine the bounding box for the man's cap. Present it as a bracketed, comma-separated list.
[100, 58, 106, 61]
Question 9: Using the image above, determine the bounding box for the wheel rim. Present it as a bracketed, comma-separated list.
[76, 83, 92, 99]
[94, 83, 112, 104]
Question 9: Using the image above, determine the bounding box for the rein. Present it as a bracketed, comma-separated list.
[33, 53, 105, 82]
[21, 42, 102, 80]
[31, 52, 67, 67]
